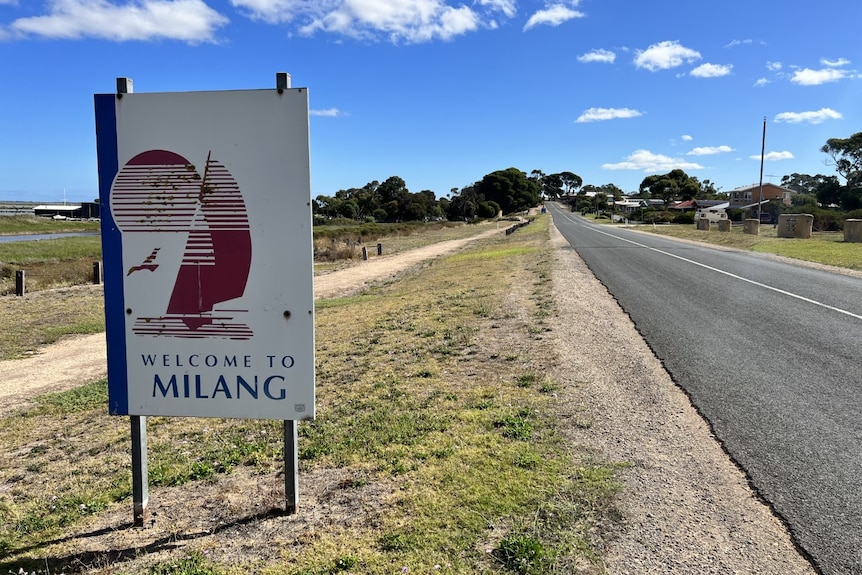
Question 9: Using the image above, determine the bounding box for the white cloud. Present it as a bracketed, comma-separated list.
[724, 39, 752, 48]
[754, 77, 769, 87]
[578, 48, 615, 64]
[523, 5, 584, 31]
[602, 149, 703, 172]
[774, 108, 842, 124]
[690, 63, 732, 78]
[477, 0, 516, 18]
[11, 0, 227, 42]
[766, 61, 782, 71]
[820, 57, 850, 67]
[791, 67, 849, 85]
[233, 0, 485, 42]
[229, 0, 291, 23]
[310, 108, 346, 117]
[681, 134, 693, 141]
[575, 107, 642, 123]
[750, 151, 794, 161]
[634, 40, 701, 71]
[308, 1, 479, 42]
[687, 145, 733, 156]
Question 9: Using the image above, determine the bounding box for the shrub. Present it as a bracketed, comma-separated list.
[643, 210, 671, 224]
[672, 211, 695, 224]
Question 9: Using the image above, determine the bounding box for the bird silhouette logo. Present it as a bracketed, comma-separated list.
[111, 149, 253, 340]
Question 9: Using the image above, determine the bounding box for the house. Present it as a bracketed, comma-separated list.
[727, 183, 795, 209]
[670, 199, 729, 212]
[614, 199, 646, 213]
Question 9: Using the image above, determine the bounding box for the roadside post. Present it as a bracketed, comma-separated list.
[94, 73, 315, 524]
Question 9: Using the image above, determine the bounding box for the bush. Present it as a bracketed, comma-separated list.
[843, 209, 862, 222]
[477, 201, 498, 219]
[672, 211, 695, 224]
[643, 210, 672, 224]
[783, 207, 843, 231]
[727, 208, 744, 222]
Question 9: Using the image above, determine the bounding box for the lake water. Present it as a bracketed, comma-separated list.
[0, 232, 100, 243]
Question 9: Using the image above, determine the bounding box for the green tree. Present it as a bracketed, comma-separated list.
[447, 186, 481, 221]
[821, 133, 862, 211]
[543, 173, 563, 199]
[559, 171, 583, 196]
[529, 169, 546, 197]
[473, 168, 540, 214]
[695, 178, 722, 199]
[640, 169, 699, 206]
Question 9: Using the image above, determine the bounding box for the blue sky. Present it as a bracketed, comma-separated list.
[1, 0, 860, 203]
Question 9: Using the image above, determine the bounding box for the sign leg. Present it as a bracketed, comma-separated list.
[131, 415, 149, 526]
[284, 420, 298, 515]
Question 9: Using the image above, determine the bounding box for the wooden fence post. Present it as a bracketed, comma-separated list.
[15, 270, 25, 296]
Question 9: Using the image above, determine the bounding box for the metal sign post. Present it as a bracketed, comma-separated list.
[95, 73, 315, 521]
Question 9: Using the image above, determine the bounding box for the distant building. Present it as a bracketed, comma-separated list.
[728, 183, 795, 210]
[0, 201, 41, 216]
[33, 202, 100, 219]
[670, 199, 729, 212]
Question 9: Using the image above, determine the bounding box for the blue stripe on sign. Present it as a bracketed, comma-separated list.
[94, 93, 128, 415]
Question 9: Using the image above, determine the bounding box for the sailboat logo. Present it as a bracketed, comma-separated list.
[110, 149, 253, 340]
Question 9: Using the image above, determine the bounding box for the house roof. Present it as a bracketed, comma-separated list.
[671, 199, 696, 210]
[738, 199, 771, 209]
[34, 204, 82, 211]
[727, 182, 796, 194]
[694, 199, 729, 208]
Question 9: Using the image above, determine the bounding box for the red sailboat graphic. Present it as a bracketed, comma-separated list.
[111, 149, 253, 339]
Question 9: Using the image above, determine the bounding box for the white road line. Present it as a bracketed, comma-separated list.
[555, 209, 862, 321]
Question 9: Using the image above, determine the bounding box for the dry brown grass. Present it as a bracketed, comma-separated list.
[0, 284, 105, 360]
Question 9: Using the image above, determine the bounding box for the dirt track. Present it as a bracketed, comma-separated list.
[0, 229, 501, 413]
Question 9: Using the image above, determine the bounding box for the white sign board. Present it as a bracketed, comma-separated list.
[94, 88, 315, 420]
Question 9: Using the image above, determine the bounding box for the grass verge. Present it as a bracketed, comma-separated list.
[0, 285, 105, 360]
[0, 214, 621, 574]
[632, 223, 862, 271]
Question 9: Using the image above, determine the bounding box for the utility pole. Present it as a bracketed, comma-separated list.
[758, 116, 766, 222]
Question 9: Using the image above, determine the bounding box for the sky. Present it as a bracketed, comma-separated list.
[1, 0, 861, 203]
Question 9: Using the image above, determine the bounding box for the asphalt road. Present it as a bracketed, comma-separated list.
[548, 203, 862, 575]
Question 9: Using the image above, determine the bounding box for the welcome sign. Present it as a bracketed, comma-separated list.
[94, 87, 315, 420]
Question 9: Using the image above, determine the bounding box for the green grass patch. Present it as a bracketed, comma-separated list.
[447, 246, 538, 262]
[0, 216, 100, 236]
[32, 378, 108, 413]
[636, 223, 862, 271]
[0, 235, 102, 265]
[149, 551, 223, 575]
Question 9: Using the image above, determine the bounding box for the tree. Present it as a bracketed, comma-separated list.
[598, 183, 623, 200]
[781, 173, 829, 195]
[447, 185, 482, 221]
[821, 133, 862, 188]
[821, 133, 862, 211]
[543, 173, 563, 199]
[815, 177, 842, 207]
[529, 169, 546, 197]
[558, 171, 583, 196]
[695, 178, 722, 199]
[473, 168, 540, 214]
[639, 169, 699, 206]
